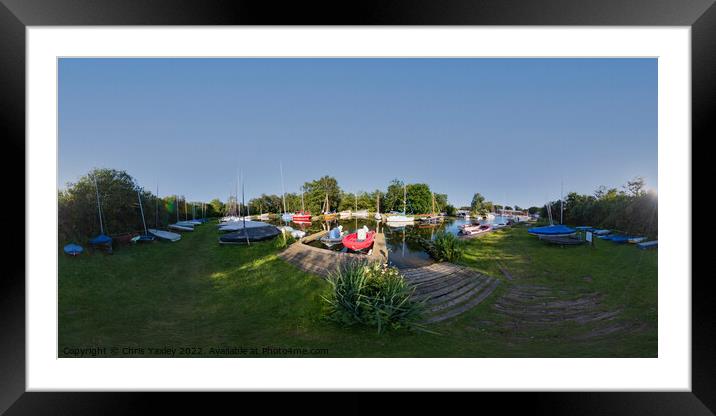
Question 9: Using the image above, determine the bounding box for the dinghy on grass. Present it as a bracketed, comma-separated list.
[148, 228, 181, 242]
[63, 243, 84, 256]
[528, 224, 576, 237]
[637, 240, 658, 250]
[219, 224, 281, 244]
[170, 196, 194, 231]
[88, 174, 113, 253]
[134, 189, 155, 242]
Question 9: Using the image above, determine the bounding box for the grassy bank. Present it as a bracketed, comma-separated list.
[59, 222, 656, 357]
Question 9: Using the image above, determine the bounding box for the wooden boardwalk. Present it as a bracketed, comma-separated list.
[401, 263, 500, 323]
[278, 232, 498, 324]
[277, 231, 387, 278]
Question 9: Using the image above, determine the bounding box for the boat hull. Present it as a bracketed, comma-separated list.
[342, 231, 376, 251]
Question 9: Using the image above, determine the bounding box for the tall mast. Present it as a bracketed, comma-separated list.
[301, 188, 305, 212]
[137, 189, 148, 235]
[355, 193, 357, 211]
[280, 162, 287, 214]
[560, 180, 564, 225]
[403, 184, 407, 215]
[241, 170, 250, 244]
[93, 174, 104, 235]
[176, 196, 179, 222]
[155, 184, 159, 227]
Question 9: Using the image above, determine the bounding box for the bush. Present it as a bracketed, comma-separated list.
[424, 231, 464, 262]
[274, 231, 296, 249]
[322, 261, 425, 333]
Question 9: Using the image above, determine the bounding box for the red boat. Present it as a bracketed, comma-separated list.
[292, 211, 312, 222]
[342, 231, 376, 251]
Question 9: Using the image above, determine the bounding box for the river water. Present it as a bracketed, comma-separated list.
[270, 216, 514, 269]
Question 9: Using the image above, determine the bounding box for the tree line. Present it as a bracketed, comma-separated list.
[540, 177, 657, 238]
[59, 169, 454, 241]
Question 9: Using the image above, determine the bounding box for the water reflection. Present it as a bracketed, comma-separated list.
[269, 216, 478, 269]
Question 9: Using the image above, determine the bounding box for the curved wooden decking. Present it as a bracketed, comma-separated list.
[401, 263, 500, 323]
[277, 231, 388, 277]
[278, 231, 499, 324]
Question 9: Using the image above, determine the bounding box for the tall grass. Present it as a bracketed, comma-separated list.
[322, 261, 425, 333]
[424, 231, 464, 262]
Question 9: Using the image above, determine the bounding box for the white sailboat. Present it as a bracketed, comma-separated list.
[279, 163, 293, 222]
[169, 196, 194, 231]
[374, 193, 382, 220]
[353, 193, 368, 218]
[149, 186, 182, 241]
[386, 183, 414, 224]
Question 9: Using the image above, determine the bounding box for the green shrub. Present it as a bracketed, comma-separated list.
[274, 231, 296, 249]
[322, 261, 425, 333]
[424, 231, 464, 262]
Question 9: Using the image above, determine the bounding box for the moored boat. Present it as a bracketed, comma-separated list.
[460, 224, 492, 235]
[292, 211, 312, 222]
[342, 229, 376, 252]
[320, 226, 346, 246]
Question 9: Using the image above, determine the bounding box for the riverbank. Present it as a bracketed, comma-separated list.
[58, 221, 656, 357]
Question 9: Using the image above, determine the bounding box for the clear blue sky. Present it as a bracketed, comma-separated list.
[59, 58, 657, 208]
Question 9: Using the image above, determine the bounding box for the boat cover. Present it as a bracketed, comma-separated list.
[219, 224, 281, 244]
[148, 229, 182, 242]
[528, 225, 576, 236]
[64, 243, 84, 256]
[637, 240, 658, 250]
[89, 234, 112, 245]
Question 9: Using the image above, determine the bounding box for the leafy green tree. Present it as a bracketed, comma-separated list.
[405, 183, 432, 214]
[444, 204, 457, 217]
[527, 206, 540, 214]
[58, 168, 160, 241]
[470, 193, 488, 218]
[209, 198, 224, 217]
[302, 176, 342, 213]
[384, 179, 405, 212]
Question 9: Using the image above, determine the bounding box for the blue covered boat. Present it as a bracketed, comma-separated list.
[575, 226, 594, 231]
[528, 224, 576, 237]
[637, 240, 658, 250]
[89, 175, 113, 252]
[89, 234, 112, 246]
[63, 243, 83, 256]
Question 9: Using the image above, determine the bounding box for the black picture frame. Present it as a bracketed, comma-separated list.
[1, 0, 711, 414]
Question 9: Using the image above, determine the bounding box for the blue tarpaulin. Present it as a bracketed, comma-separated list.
[89, 234, 112, 245]
[528, 225, 576, 236]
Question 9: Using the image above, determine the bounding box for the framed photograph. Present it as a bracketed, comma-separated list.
[2, 0, 711, 413]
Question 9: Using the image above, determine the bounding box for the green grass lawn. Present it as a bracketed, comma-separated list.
[59, 222, 657, 357]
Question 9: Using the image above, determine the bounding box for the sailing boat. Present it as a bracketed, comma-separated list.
[386, 183, 414, 225]
[258, 201, 269, 221]
[374, 193, 382, 220]
[353, 193, 368, 218]
[169, 196, 194, 231]
[293, 188, 311, 223]
[419, 192, 443, 224]
[133, 190, 155, 242]
[148, 185, 182, 242]
[280, 163, 293, 223]
[322, 193, 336, 220]
[88, 174, 113, 251]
